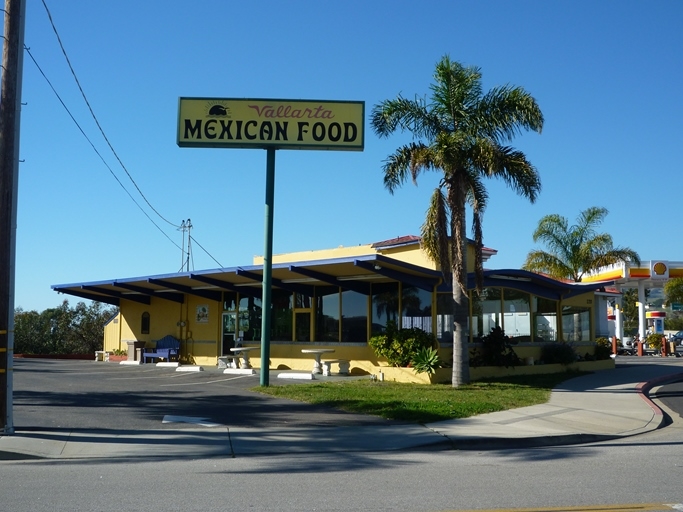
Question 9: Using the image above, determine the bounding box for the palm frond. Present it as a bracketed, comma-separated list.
[381, 142, 429, 193]
[370, 96, 441, 140]
[476, 85, 544, 141]
[421, 188, 450, 274]
[522, 250, 576, 281]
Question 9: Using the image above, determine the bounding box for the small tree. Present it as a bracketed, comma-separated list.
[664, 278, 683, 306]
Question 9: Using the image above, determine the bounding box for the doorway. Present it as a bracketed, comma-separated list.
[222, 312, 236, 355]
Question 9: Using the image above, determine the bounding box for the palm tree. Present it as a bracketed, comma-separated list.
[371, 56, 544, 386]
[522, 206, 640, 282]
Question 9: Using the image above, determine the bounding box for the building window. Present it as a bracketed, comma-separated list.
[401, 284, 432, 332]
[503, 289, 531, 340]
[316, 288, 340, 342]
[472, 287, 502, 341]
[533, 297, 558, 342]
[436, 293, 455, 344]
[371, 282, 398, 335]
[271, 289, 293, 341]
[223, 292, 237, 311]
[562, 305, 591, 342]
[341, 290, 368, 342]
[238, 295, 262, 342]
[141, 312, 150, 334]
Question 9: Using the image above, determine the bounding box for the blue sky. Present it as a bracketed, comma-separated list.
[12, 0, 683, 312]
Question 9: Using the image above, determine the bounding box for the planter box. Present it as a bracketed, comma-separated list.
[375, 366, 452, 384]
[470, 359, 614, 380]
[374, 359, 614, 385]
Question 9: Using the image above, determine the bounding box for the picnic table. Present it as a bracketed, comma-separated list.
[230, 346, 259, 369]
[301, 348, 335, 374]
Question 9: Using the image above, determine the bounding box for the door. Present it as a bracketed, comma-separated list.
[222, 312, 237, 355]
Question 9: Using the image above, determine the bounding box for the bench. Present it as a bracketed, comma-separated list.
[217, 355, 239, 369]
[94, 350, 110, 362]
[143, 335, 180, 364]
[321, 359, 350, 376]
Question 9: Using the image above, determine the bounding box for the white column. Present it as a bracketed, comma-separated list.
[615, 307, 623, 341]
[638, 281, 647, 339]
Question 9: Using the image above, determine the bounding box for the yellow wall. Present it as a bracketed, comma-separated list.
[118, 295, 222, 365]
[254, 239, 449, 272]
[103, 312, 122, 353]
[256, 244, 375, 265]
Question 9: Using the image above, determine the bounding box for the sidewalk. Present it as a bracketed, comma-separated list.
[1, 360, 682, 460]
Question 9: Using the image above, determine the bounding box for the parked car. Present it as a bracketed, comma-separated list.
[670, 331, 683, 345]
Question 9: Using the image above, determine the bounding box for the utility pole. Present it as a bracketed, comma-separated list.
[0, 0, 26, 435]
[178, 219, 192, 272]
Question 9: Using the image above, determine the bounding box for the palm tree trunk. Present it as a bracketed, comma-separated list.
[452, 276, 470, 386]
[450, 183, 470, 386]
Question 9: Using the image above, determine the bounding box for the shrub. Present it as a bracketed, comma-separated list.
[645, 333, 664, 350]
[411, 347, 441, 375]
[470, 326, 522, 368]
[368, 321, 435, 367]
[595, 337, 610, 347]
[540, 342, 577, 365]
[593, 337, 616, 360]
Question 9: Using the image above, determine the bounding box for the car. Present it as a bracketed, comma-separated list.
[670, 331, 683, 345]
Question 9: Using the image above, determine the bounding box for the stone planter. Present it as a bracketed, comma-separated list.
[373, 359, 614, 384]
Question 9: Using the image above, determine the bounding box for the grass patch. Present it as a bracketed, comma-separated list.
[251, 372, 585, 424]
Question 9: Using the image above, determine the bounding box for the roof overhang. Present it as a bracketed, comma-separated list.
[436, 269, 614, 300]
[51, 254, 444, 305]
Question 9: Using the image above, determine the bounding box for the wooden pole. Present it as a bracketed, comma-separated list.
[0, 0, 26, 434]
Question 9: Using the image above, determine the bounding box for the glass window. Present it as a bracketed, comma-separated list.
[141, 312, 150, 334]
[316, 289, 340, 342]
[223, 292, 237, 311]
[270, 289, 292, 341]
[295, 312, 311, 341]
[533, 297, 558, 342]
[503, 289, 531, 340]
[371, 282, 399, 335]
[294, 293, 312, 309]
[472, 287, 502, 341]
[436, 293, 455, 344]
[401, 285, 432, 333]
[238, 295, 262, 342]
[562, 306, 591, 342]
[341, 290, 368, 342]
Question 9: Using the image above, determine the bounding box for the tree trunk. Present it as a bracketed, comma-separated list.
[450, 184, 470, 387]
[452, 276, 470, 386]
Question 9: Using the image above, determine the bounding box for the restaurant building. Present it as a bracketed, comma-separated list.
[52, 236, 614, 374]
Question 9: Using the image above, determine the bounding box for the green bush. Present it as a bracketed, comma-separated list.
[469, 327, 522, 368]
[540, 342, 577, 365]
[645, 333, 664, 350]
[595, 337, 611, 347]
[368, 321, 435, 367]
[594, 337, 615, 360]
[411, 347, 442, 375]
[593, 344, 612, 360]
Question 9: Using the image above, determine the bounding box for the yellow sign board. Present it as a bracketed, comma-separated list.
[177, 98, 364, 151]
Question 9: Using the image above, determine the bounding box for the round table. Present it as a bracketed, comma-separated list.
[301, 348, 335, 374]
[229, 346, 259, 369]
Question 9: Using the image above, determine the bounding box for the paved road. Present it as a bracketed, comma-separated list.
[11, 358, 400, 431]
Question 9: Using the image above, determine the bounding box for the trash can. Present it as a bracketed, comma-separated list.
[125, 340, 146, 361]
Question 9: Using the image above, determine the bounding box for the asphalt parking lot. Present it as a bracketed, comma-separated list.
[10, 359, 391, 432]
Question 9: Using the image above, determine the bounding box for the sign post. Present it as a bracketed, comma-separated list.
[178, 98, 364, 385]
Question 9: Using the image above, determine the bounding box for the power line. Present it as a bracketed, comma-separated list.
[27, 0, 226, 269]
[23, 46, 182, 252]
[190, 235, 223, 268]
[39, 0, 179, 229]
